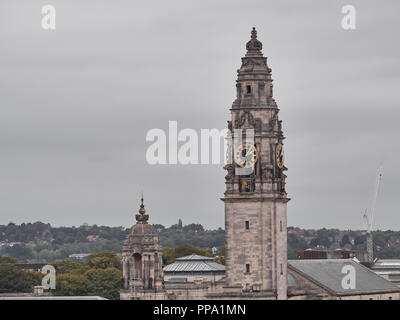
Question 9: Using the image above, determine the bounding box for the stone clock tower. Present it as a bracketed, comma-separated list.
[223, 28, 289, 299]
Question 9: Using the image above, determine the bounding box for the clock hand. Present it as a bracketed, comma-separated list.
[245, 147, 254, 157]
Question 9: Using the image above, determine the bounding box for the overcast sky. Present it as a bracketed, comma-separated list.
[0, 0, 399, 230]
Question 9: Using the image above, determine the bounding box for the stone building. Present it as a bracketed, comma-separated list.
[222, 27, 288, 299]
[120, 196, 166, 300]
[120, 28, 400, 301]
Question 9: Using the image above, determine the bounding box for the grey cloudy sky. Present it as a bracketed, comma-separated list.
[1, 0, 399, 230]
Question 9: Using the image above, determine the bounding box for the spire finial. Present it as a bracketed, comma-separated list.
[246, 27, 263, 56]
[251, 27, 257, 40]
[139, 192, 146, 214]
[135, 192, 149, 223]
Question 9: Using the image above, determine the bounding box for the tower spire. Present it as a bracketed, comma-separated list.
[246, 27, 263, 57]
[136, 192, 149, 223]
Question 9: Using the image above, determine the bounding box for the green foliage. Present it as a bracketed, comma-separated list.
[159, 226, 225, 249]
[0, 222, 128, 263]
[4, 222, 400, 265]
[86, 251, 122, 270]
[0, 256, 19, 264]
[162, 244, 213, 265]
[85, 267, 122, 300]
[0, 222, 226, 263]
[54, 273, 91, 296]
[340, 234, 351, 247]
[52, 251, 122, 299]
[2, 244, 34, 261]
[51, 259, 88, 275]
[309, 228, 339, 248]
[287, 234, 308, 259]
[162, 247, 176, 265]
[174, 244, 212, 257]
[0, 259, 42, 293]
[214, 246, 226, 265]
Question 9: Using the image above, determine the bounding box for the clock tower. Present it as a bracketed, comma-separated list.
[223, 28, 288, 299]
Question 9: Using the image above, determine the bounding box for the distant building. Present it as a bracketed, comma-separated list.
[298, 249, 367, 262]
[298, 249, 327, 260]
[68, 253, 90, 261]
[371, 259, 400, 287]
[86, 235, 100, 242]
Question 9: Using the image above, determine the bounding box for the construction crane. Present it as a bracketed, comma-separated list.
[363, 165, 383, 262]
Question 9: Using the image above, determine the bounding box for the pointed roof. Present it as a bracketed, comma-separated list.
[135, 193, 149, 224]
[245, 27, 263, 57]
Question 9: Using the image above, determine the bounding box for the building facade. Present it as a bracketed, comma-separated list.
[120, 28, 400, 301]
[223, 27, 288, 299]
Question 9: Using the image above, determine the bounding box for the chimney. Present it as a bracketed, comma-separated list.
[33, 286, 44, 296]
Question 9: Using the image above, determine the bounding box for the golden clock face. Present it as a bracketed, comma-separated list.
[276, 143, 284, 169]
[234, 143, 258, 168]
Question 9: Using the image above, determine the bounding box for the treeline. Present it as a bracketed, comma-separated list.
[0, 251, 122, 299]
[2, 222, 400, 262]
[0, 256, 42, 294]
[0, 221, 225, 263]
[287, 227, 400, 259]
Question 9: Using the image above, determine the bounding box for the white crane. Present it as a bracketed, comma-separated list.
[363, 165, 383, 262]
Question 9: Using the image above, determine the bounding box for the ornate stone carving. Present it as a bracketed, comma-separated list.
[227, 120, 232, 132]
[246, 27, 263, 54]
[234, 111, 261, 130]
[224, 164, 234, 181]
[262, 163, 274, 181]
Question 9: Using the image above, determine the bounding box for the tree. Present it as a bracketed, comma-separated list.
[85, 267, 122, 299]
[0, 263, 42, 293]
[174, 244, 212, 258]
[3, 244, 34, 262]
[51, 259, 88, 275]
[86, 251, 122, 270]
[0, 256, 19, 264]
[340, 234, 351, 247]
[51, 251, 123, 299]
[54, 273, 90, 296]
[162, 247, 176, 265]
[287, 234, 308, 259]
[162, 244, 213, 265]
[214, 246, 226, 265]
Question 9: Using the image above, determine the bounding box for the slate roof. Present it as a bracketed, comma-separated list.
[164, 254, 225, 273]
[175, 254, 214, 261]
[288, 259, 400, 295]
[372, 259, 400, 270]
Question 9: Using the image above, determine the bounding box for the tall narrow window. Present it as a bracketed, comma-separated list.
[246, 264, 250, 273]
[280, 221, 282, 232]
[246, 85, 251, 94]
[245, 221, 250, 230]
[280, 264, 283, 275]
